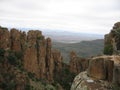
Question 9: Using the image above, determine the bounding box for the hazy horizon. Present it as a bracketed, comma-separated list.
[0, 0, 120, 34]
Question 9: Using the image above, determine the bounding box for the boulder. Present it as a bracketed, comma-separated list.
[71, 71, 112, 90]
[87, 57, 114, 81]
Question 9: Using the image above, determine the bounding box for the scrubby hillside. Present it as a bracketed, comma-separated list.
[53, 39, 104, 63]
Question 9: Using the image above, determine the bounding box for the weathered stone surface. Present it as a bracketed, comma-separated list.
[23, 30, 41, 78]
[37, 36, 46, 79]
[105, 60, 114, 82]
[88, 57, 114, 81]
[69, 51, 78, 74]
[52, 49, 62, 72]
[0, 26, 63, 82]
[20, 31, 27, 51]
[71, 71, 112, 90]
[69, 51, 89, 74]
[10, 28, 21, 51]
[46, 38, 54, 82]
[0, 26, 10, 49]
[87, 58, 106, 80]
[113, 65, 120, 85]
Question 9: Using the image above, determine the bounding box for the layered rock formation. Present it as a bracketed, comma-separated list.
[0, 26, 63, 83]
[69, 51, 89, 74]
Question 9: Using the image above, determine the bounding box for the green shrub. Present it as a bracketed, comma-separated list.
[112, 84, 120, 90]
[104, 44, 113, 55]
[37, 36, 42, 40]
[28, 72, 35, 79]
[54, 66, 76, 90]
[0, 48, 5, 56]
[7, 54, 17, 65]
[0, 48, 5, 63]
[0, 81, 16, 90]
[15, 51, 23, 60]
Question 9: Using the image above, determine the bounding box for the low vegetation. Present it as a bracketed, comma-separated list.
[104, 44, 113, 55]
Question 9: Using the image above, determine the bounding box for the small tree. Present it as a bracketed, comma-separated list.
[7, 54, 17, 65]
[104, 44, 113, 55]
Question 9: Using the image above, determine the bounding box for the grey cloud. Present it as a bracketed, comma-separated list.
[0, 0, 120, 34]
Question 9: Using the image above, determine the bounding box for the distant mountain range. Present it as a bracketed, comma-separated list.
[52, 39, 104, 63]
[42, 29, 104, 43]
[8, 27, 104, 43]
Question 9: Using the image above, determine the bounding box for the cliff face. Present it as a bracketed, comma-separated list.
[0, 26, 63, 83]
[104, 22, 120, 86]
[104, 22, 120, 54]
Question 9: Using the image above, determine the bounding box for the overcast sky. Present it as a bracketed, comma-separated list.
[0, 0, 120, 34]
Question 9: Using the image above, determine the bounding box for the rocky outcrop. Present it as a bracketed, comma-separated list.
[10, 29, 22, 52]
[0, 26, 10, 49]
[52, 49, 62, 73]
[0, 26, 63, 83]
[113, 65, 120, 86]
[104, 22, 120, 86]
[87, 57, 114, 81]
[71, 56, 114, 90]
[46, 38, 54, 82]
[71, 71, 112, 90]
[69, 51, 89, 74]
[104, 22, 120, 54]
[23, 30, 43, 79]
[71, 22, 120, 90]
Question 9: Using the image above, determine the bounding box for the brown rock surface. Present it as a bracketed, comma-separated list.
[71, 71, 112, 90]
[113, 65, 120, 85]
[52, 49, 62, 72]
[46, 38, 54, 82]
[0, 26, 63, 83]
[37, 36, 46, 79]
[69, 51, 89, 74]
[87, 58, 106, 80]
[88, 57, 114, 81]
[10, 29, 22, 51]
[23, 30, 41, 78]
[0, 26, 10, 49]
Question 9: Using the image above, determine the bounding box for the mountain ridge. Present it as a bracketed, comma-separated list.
[52, 39, 104, 63]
